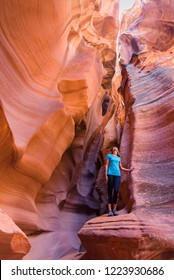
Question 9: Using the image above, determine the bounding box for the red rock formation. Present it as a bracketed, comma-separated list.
[0, 209, 31, 260]
[119, 0, 174, 64]
[78, 0, 174, 260]
[1, 0, 173, 260]
[0, 0, 120, 259]
[79, 51, 174, 259]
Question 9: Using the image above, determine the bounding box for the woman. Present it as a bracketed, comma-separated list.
[105, 146, 133, 216]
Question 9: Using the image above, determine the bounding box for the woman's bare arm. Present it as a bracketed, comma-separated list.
[119, 162, 133, 172]
[105, 159, 109, 181]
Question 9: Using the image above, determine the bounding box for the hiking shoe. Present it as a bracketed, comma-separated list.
[113, 210, 119, 216]
[108, 210, 113, 216]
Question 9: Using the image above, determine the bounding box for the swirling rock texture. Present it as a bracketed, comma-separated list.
[78, 0, 174, 259]
[0, 0, 120, 259]
[0, 0, 173, 260]
[0, 209, 31, 260]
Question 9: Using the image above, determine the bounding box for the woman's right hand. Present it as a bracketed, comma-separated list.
[105, 175, 108, 182]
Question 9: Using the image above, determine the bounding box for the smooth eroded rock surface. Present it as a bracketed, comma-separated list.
[0, 0, 173, 260]
[0, 0, 120, 259]
[78, 0, 174, 260]
[0, 209, 31, 259]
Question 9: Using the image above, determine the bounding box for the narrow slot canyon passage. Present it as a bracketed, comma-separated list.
[0, 0, 174, 260]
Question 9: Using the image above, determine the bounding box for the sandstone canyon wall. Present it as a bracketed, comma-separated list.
[79, 0, 174, 259]
[0, 0, 174, 260]
[0, 0, 120, 259]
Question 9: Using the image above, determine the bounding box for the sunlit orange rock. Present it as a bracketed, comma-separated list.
[1, 0, 173, 261]
[0, 0, 119, 259]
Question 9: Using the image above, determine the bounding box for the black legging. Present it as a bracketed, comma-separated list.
[107, 175, 121, 204]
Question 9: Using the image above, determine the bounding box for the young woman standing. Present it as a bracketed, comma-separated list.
[105, 146, 133, 216]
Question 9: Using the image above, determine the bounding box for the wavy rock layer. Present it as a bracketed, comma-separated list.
[119, 0, 174, 64]
[1, 0, 173, 260]
[79, 47, 174, 260]
[0, 0, 119, 259]
[78, 0, 174, 260]
[0, 209, 31, 260]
